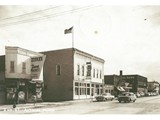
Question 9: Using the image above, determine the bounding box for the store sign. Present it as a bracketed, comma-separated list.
[18, 91, 25, 100]
[86, 62, 92, 78]
[31, 55, 46, 79]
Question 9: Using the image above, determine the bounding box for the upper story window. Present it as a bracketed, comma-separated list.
[77, 65, 80, 75]
[93, 68, 95, 78]
[100, 70, 102, 79]
[82, 65, 84, 76]
[56, 64, 61, 76]
[97, 69, 99, 78]
[22, 62, 26, 73]
[10, 61, 15, 73]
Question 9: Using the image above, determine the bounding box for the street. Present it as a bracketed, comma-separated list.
[1, 95, 160, 114]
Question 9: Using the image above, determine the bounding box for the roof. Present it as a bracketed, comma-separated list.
[41, 47, 105, 63]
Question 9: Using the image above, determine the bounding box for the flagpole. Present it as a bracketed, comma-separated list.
[72, 26, 74, 48]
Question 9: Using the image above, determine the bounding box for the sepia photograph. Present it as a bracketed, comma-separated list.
[0, 1, 160, 117]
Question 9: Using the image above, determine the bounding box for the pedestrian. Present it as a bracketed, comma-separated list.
[12, 93, 16, 109]
[32, 95, 37, 106]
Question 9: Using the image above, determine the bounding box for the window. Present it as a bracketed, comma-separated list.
[22, 62, 26, 73]
[77, 65, 80, 75]
[56, 65, 61, 75]
[10, 61, 15, 73]
[97, 69, 99, 78]
[82, 65, 84, 76]
[93, 68, 95, 78]
[100, 70, 102, 79]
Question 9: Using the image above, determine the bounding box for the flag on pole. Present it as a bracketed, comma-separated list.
[64, 26, 73, 34]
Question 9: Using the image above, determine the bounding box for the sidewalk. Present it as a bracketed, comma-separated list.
[0, 99, 92, 112]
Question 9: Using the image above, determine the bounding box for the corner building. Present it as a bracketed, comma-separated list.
[0, 46, 46, 104]
[42, 48, 105, 101]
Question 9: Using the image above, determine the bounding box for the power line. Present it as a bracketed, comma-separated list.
[0, 6, 63, 21]
[0, 6, 101, 27]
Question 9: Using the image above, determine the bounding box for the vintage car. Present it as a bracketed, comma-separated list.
[95, 93, 115, 101]
[118, 92, 136, 103]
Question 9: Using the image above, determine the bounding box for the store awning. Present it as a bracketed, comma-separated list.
[117, 87, 125, 91]
[29, 81, 36, 84]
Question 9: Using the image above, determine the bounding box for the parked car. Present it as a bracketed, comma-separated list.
[95, 93, 115, 101]
[118, 92, 136, 103]
[136, 93, 141, 98]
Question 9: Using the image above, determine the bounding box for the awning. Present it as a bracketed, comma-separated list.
[29, 81, 36, 84]
[117, 87, 125, 91]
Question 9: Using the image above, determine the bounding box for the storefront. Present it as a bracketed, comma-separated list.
[74, 81, 103, 99]
[4, 46, 46, 104]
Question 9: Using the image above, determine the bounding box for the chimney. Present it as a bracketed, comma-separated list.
[120, 70, 123, 76]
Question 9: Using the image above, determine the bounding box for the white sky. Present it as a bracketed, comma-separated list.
[0, 5, 160, 81]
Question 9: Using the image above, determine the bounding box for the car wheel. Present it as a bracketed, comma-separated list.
[119, 100, 121, 103]
[133, 100, 136, 102]
[111, 98, 113, 101]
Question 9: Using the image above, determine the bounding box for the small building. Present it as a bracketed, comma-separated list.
[104, 75, 121, 96]
[0, 46, 46, 104]
[148, 80, 160, 95]
[42, 48, 105, 101]
[104, 73, 125, 97]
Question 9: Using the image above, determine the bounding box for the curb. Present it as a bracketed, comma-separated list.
[0, 102, 71, 112]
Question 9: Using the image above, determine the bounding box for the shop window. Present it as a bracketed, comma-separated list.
[81, 88, 86, 95]
[10, 61, 15, 73]
[75, 82, 79, 86]
[22, 62, 26, 73]
[75, 87, 79, 95]
[56, 65, 61, 75]
[87, 88, 90, 95]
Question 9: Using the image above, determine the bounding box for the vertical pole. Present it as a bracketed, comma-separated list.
[72, 26, 74, 48]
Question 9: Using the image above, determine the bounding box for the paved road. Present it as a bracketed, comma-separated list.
[1, 95, 160, 114]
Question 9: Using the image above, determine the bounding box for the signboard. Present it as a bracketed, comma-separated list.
[31, 55, 46, 79]
[18, 91, 25, 100]
[86, 62, 92, 79]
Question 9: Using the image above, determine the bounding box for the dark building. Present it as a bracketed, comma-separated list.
[121, 75, 148, 95]
[0, 56, 6, 104]
[104, 71, 148, 96]
[104, 74, 125, 96]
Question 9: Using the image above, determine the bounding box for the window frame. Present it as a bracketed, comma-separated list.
[56, 64, 61, 76]
[10, 61, 15, 73]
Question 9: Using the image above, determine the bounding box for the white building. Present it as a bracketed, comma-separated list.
[4, 46, 45, 103]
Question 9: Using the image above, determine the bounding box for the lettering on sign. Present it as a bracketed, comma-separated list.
[31, 65, 40, 72]
[31, 57, 43, 62]
[31, 55, 46, 79]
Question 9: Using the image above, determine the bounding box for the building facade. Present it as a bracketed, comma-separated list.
[104, 71, 148, 96]
[42, 48, 105, 101]
[0, 46, 46, 104]
[148, 81, 160, 95]
[104, 74, 125, 96]
[121, 75, 148, 95]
